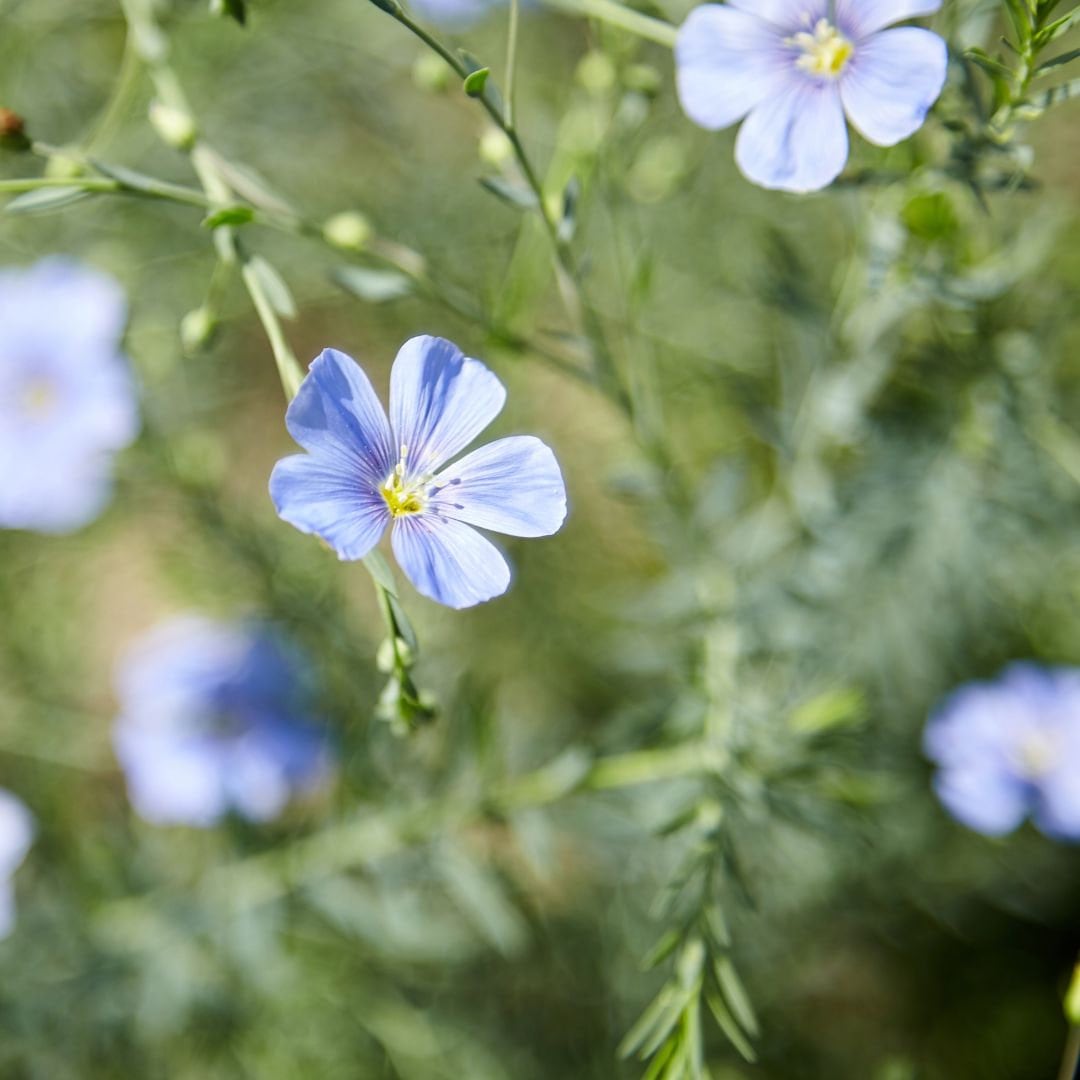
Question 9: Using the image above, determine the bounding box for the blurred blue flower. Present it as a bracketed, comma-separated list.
[924, 664, 1080, 840]
[675, 0, 948, 193]
[0, 258, 138, 533]
[0, 790, 33, 939]
[408, 0, 500, 26]
[113, 616, 333, 827]
[270, 337, 567, 609]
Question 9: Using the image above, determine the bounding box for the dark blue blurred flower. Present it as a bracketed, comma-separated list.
[270, 337, 567, 609]
[924, 664, 1080, 840]
[0, 790, 33, 938]
[113, 616, 333, 827]
[0, 258, 138, 533]
[675, 0, 947, 192]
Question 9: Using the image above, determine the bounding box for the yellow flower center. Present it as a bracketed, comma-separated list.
[1013, 729, 1060, 780]
[19, 377, 57, 418]
[380, 445, 428, 517]
[790, 19, 854, 79]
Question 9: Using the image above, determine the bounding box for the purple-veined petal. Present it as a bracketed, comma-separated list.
[429, 436, 567, 538]
[270, 454, 390, 561]
[726, 0, 825, 31]
[933, 767, 1029, 837]
[676, 6, 795, 131]
[392, 514, 511, 609]
[735, 81, 849, 192]
[840, 27, 947, 146]
[835, 0, 942, 39]
[285, 349, 394, 485]
[389, 336, 506, 476]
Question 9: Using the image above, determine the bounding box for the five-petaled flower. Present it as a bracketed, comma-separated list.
[0, 789, 33, 939]
[676, 0, 949, 193]
[0, 258, 139, 533]
[270, 337, 567, 609]
[924, 664, 1080, 841]
[113, 616, 334, 827]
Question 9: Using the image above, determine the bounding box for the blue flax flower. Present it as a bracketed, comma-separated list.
[0, 790, 33, 939]
[408, 0, 501, 26]
[924, 664, 1080, 841]
[676, 0, 948, 193]
[0, 258, 138, 533]
[113, 616, 333, 827]
[270, 337, 567, 609]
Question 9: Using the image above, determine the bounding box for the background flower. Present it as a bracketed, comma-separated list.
[408, 0, 502, 27]
[0, 258, 139, 533]
[924, 664, 1080, 840]
[270, 338, 567, 609]
[675, 0, 948, 192]
[0, 790, 34, 939]
[113, 616, 333, 826]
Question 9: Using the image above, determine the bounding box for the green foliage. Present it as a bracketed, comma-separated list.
[1, 0, 1080, 1077]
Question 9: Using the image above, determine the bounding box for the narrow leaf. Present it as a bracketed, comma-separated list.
[4, 186, 91, 214]
[334, 265, 413, 303]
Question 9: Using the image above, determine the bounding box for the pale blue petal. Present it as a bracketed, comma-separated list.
[285, 348, 394, 484]
[430, 436, 567, 537]
[392, 515, 511, 608]
[840, 28, 947, 146]
[270, 453, 389, 561]
[735, 81, 849, 192]
[0, 447, 117, 534]
[114, 730, 229, 827]
[835, 0, 942, 38]
[226, 741, 292, 823]
[676, 6, 795, 131]
[409, 0, 495, 26]
[0, 791, 33, 876]
[726, 0, 824, 31]
[389, 336, 506, 476]
[933, 767, 1029, 837]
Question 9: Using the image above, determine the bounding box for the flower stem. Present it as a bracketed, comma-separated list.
[540, 0, 678, 48]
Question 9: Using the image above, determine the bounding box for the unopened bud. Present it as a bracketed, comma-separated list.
[323, 210, 373, 252]
[413, 52, 452, 93]
[478, 127, 513, 169]
[44, 154, 83, 180]
[179, 306, 217, 353]
[576, 51, 616, 96]
[149, 100, 197, 150]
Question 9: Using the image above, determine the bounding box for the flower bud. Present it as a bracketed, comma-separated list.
[478, 127, 513, 169]
[576, 51, 616, 96]
[323, 211, 373, 253]
[179, 306, 218, 354]
[413, 53, 452, 93]
[149, 100, 197, 151]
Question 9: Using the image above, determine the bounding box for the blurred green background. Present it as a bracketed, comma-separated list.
[2, 0, 1080, 1076]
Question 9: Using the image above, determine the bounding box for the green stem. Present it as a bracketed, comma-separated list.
[505, 0, 521, 131]
[541, 0, 678, 48]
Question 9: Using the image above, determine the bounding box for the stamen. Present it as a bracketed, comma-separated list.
[787, 18, 854, 79]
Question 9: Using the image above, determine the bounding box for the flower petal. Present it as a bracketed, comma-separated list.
[270, 453, 389, 561]
[726, 0, 824, 31]
[735, 81, 849, 193]
[840, 27, 948, 146]
[933, 767, 1029, 837]
[285, 349, 394, 485]
[834, 0, 941, 38]
[676, 6, 794, 131]
[389, 336, 506, 476]
[392, 515, 511, 609]
[430, 436, 567, 537]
